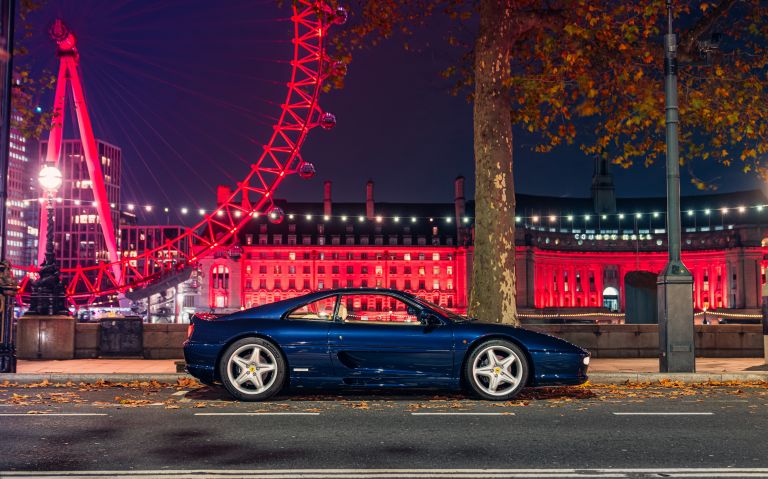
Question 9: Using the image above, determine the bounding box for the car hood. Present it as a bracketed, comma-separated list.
[457, 321, 588, 355]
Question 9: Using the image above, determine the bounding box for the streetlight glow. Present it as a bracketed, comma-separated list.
[38, 165, 63, 191]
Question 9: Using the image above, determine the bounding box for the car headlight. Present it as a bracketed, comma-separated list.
[582, 356, 590, 366]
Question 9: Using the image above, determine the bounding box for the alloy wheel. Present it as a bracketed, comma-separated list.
[471, 344, 524, 397]
[226, 344, 278, 395]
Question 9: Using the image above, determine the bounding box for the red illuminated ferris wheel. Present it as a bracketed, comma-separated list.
[17, 0, 347, 306]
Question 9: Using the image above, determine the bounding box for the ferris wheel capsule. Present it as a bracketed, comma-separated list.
[333, 6, 348, 25]
[333, 61, 348, 78]
[299, 162, 316, 179]
[319, 112, 336, 130]
[268, 206, 285, 224]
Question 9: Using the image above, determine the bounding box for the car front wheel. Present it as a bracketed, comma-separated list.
[465, 340, 529, 400]
[219, 337, 286, 401]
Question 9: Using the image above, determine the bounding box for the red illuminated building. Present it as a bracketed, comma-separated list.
[199, 161, 768, 322]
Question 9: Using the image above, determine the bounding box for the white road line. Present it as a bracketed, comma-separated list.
[2, 469, 768, 478]
[410, 412, 514, 416]
[0, 413, 108, 417]
[612, 412, 714, 416]
[194, 412, 320, 416]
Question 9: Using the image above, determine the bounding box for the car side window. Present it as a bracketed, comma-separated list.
[286, 296, 338, 321]
[338, 294, 420, 325]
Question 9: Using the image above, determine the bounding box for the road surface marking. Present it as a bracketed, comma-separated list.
[0, 413, 108, 417]
[194, 412, 320, 416]
[3, 468, 768, 478]
[612, 412, 714, 416]
[410, 412, 514, 416]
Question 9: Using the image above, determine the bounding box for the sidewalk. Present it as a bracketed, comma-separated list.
[12, 357, 768, 374]
[0, 357, 764, 385]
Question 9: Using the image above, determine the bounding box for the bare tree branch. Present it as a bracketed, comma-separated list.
[678, 0, 738, 61]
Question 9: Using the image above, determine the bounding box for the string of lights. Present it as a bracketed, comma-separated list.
[516, 204, 767, 225]
[16, 197, 768, 225]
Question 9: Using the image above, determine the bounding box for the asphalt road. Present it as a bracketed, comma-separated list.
[0, 381, 766, 478]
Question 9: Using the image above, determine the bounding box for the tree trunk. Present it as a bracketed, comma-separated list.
[468, 0, 517, 325]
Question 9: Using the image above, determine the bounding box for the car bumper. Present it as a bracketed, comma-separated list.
[529, 350, 589, 386]
[183, 340, 221, 384]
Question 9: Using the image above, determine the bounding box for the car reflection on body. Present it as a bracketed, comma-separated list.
[183, 288, 589, 401]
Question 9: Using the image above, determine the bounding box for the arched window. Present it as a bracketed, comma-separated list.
[211, 265, 230, 290]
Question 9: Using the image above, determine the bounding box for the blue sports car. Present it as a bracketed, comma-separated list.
[183, 288, 589, 401]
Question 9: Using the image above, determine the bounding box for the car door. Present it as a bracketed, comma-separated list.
[278, 294, 338, 379]
[328, 293, 454, 384]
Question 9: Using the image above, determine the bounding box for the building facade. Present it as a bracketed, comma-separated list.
[119, 219, 200, 322]
[39, 139, 121, 274]
[5, 120, 35, 276]
[197, 170, 768, 323]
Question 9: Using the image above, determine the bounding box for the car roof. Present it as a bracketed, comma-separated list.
[299, 287, 416, 300]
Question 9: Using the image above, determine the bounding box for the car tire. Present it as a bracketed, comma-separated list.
[218, 337, 286, 401]
[465, 339, 529, 401]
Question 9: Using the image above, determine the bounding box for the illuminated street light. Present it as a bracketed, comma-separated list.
[38, 165, 62, 191]
[25, 164, 68, 316]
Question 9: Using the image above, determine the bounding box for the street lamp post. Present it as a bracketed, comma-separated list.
[25, 165, 69, 316]
[657, 0, 695, 372]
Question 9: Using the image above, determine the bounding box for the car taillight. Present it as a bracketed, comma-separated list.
[186, 323, 195, 339]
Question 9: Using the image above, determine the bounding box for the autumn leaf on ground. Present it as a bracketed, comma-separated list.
[116, 397, 153, 406]
[176, 377, 202, 389]
[194, 402, 207, 408]
[349, 401, 369, 409]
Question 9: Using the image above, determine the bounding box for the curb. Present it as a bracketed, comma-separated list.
[0, 372, 766, 385]
[0, 373, 193, 385]
[588, 372, 768, 384]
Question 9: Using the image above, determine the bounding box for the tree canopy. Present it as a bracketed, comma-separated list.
[335, 0, 768, 187]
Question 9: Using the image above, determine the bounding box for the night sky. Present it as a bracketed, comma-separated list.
[17, 0, 764, 225]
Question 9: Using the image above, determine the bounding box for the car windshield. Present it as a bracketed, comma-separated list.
[410, 296, 468, 322]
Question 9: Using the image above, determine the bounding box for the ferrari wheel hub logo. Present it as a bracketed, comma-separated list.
[493, 367, 501, 375]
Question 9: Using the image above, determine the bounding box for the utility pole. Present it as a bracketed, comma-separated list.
[657, 0, 695, 373]
[0, 0, 17, 373]
[0, 0, 13, 260]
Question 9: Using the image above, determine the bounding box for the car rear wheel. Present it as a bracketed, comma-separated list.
[219, 337, 286, 401]
[465, 340, 528, 400]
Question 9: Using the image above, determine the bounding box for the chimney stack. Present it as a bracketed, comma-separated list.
[454, 176, 466, 243]
[323, 180, 332, 216]
[366, 180, 374, 219]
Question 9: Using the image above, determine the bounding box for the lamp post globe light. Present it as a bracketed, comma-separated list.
[25, 164, 69, 316]
[38, 165, 63, 191]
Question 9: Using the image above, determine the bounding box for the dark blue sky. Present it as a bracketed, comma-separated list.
[18, 0, 763, 224]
